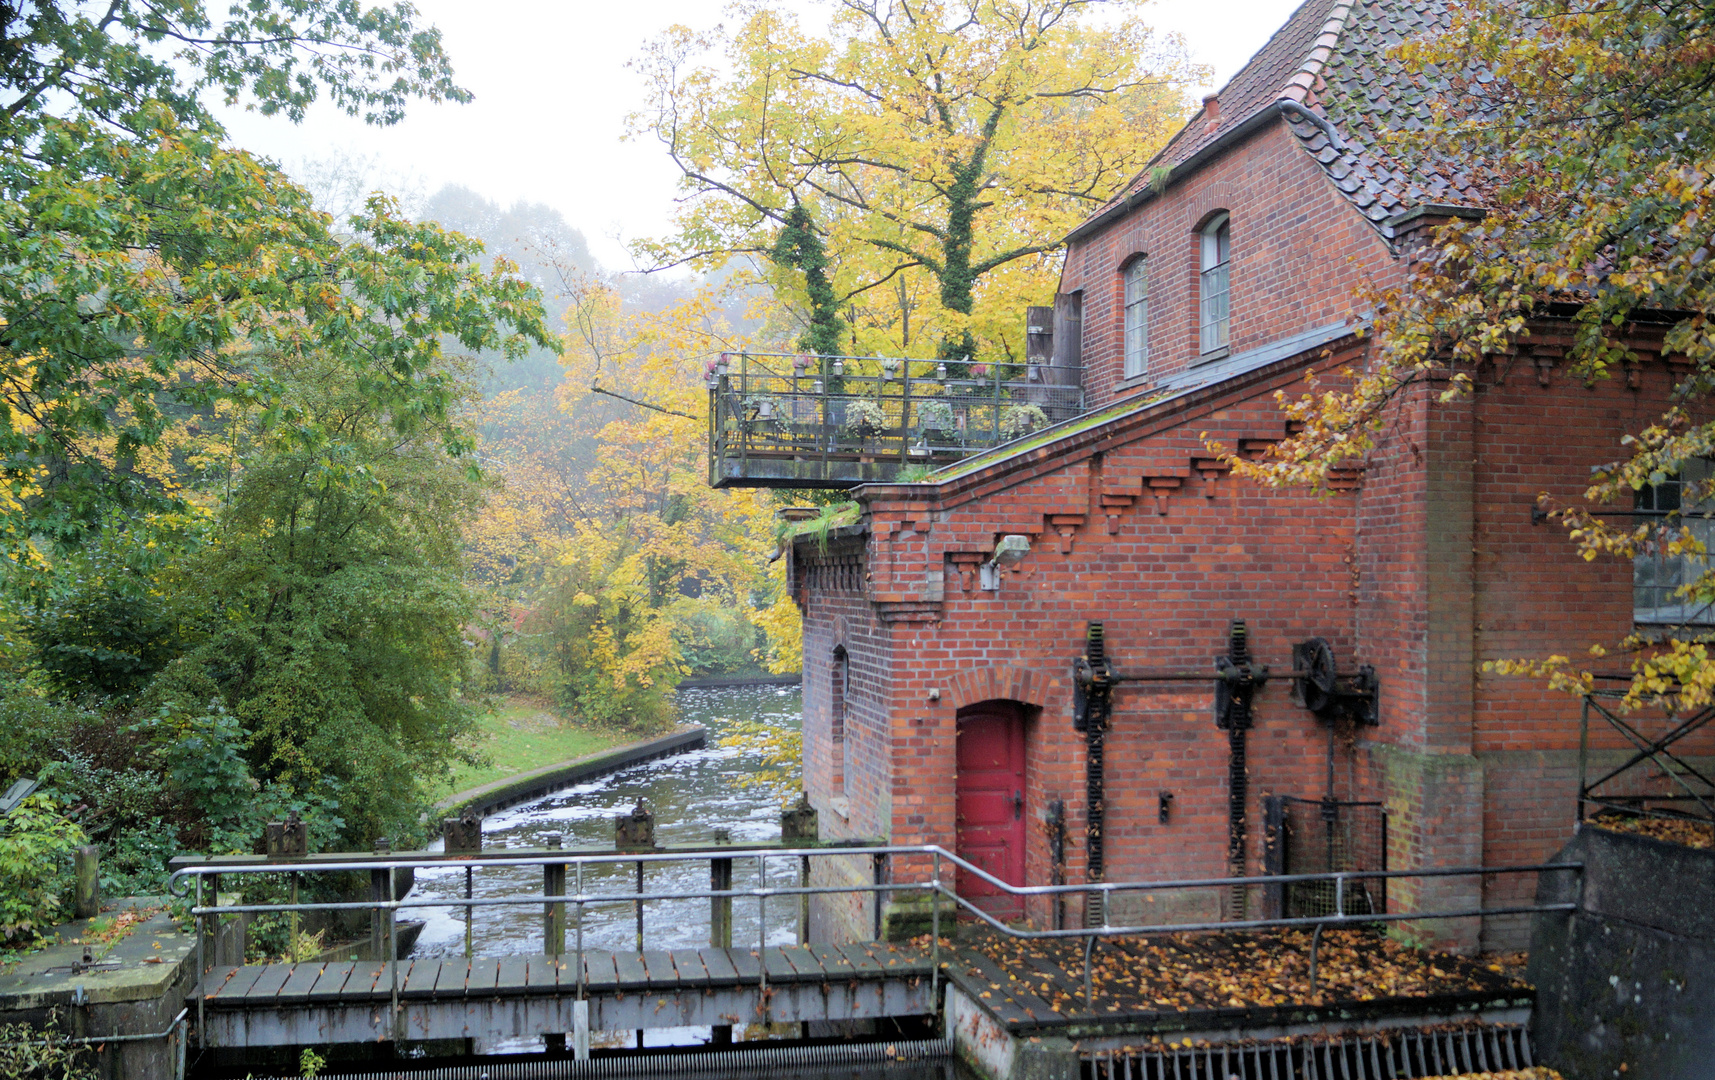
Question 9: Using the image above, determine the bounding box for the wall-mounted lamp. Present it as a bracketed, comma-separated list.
[979, 534, 1032, 591]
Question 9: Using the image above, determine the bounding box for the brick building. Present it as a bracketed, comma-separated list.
[784, 0, 1710, 950]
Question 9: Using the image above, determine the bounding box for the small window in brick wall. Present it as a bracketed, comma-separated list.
[1123, 257, 1149, 378]
[830, 645, 849, 794]
[1635, 459, 1715, 626]
[1199, 214, 1231, 356]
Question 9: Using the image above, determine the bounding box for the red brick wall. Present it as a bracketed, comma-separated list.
[797, 339, 1715, 950]
[1061, 120, 1398, 405]
[793, 116, 1714, 951]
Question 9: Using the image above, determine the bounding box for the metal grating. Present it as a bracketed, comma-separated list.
[1085, 1023, 1533, 1080]
[1264, 797, 1388, 919]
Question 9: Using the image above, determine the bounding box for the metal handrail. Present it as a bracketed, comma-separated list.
[171, 843, 1579, 1039]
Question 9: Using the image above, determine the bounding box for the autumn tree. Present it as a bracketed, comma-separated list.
[0, 2, 550, 555]
[631, 0, 1199, 363]
[1228, 0, 1715, 708]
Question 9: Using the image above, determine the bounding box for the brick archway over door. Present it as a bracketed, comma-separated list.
[955, 700, 1028, 920]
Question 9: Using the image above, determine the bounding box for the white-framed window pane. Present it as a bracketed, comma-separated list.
[1123, 258, 1148, 378]
[1199, 216, 1231, 355]
[1200, 262, 1229, 353]
[1635, 460, 1715, 625]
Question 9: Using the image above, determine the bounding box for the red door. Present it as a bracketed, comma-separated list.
[955, 703, 1027, 919]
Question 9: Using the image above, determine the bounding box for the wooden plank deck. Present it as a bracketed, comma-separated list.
[195, 943, 937, 1047]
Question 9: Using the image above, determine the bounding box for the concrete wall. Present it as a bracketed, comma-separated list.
[1530, 826, 1715, 1079]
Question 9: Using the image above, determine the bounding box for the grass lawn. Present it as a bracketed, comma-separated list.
[434, 698, 637, 799]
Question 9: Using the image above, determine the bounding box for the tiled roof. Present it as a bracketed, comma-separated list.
[1073, 0, 1483, 241]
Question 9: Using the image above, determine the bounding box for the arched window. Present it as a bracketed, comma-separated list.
[830, 645, 849, 795]
[1199, 214, 1231, 355]
[1123, 257, 1149, 378]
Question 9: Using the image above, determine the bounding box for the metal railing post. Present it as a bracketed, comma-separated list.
[872, 851, 887, 940]
[758, 853, 769, 996]
[464, 865, 473, 960]
[194, 875, 205, 1039]
[574, 860, 585, 1001]
[930, 850, 941, 1008]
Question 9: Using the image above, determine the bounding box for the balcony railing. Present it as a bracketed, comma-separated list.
[707, 351, 1084, 488]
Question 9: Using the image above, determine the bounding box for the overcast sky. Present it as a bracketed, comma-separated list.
[214, 0, 1305, 270]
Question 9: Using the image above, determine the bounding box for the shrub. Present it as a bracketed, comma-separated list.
[0, 796, 87, 947]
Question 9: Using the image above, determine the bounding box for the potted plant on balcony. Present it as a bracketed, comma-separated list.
[1000, 403, 1049, 440]
[915, 400, 958, 448]
[844, 398, 888, 440]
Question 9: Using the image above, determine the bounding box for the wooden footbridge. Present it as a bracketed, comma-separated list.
[196, 942, 932, 1047]
[167, 840, 1578, 1077]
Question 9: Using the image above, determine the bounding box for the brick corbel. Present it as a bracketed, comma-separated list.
[1046, 514, 1086, 555]
[1144, 475, 1184, 515]
[1099, 493, 1136, 534]
[1191, 457, 1230, 498]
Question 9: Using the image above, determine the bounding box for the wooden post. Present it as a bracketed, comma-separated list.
[710, 828, 733, 1045]
[443, 811, 481, 960]
[544, 832, 566, 1053]
[370, 837, 392, 961]
[200, 872, 220, 972]
[615, 801, 655, 1051]
[73, 846, 99, 919]
[780, 793, 818, 946]
[266, 815, 308, 962]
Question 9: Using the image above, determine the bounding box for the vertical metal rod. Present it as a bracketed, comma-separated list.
[798, 852, 809, 945]
[872, 852, 886, 941]
[758, 854, 769, 995]
[388, 883, 399, 1040]
[194, 875, 205, 1039]
[930, 850, 940, 1008]
[1083, 933, 1096, 1008]
[575, 861, 585, 1001]
[635, 859, 645, 953]
[288, 872, 299, 964]
[1335, 874, 1345, 918]
[1578, 695, 1592, 822]
[464, 867, 473, 959]
[1309, 921, 1325, 994]
[899, 362, 911, 465]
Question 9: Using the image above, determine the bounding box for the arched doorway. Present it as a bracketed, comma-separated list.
[955, 701, 1027, 919]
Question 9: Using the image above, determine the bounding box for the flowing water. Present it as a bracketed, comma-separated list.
[407, 684, 809, 965]
[400, 684, 968, 1077]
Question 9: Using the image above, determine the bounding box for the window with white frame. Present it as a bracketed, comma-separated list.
[1123, 257, 1149, 379]
[1199, 214, 1231, 355]
[1635, 459, 1715, 626]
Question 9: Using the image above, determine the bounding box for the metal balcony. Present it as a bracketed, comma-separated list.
[706, 352, 1084, 489]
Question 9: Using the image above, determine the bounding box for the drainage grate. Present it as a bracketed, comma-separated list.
[252, 1037, 953, 1080]
[1085, 1024, 1533, 1080]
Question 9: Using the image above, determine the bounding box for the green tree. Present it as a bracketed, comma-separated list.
[155, 347, 487, 845]
[0, 2, 552, 553]
[1230, 0, 1715, 709]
